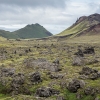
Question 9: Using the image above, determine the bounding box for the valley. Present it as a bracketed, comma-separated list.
[0, 36, 100, 100]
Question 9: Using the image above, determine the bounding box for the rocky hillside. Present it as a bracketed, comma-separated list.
[58, 13, 100, 37]
[0, 23, 52, 39]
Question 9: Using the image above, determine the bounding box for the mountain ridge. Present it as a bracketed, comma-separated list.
[0, 23, 52, 39]
[58, 13, 100, 37]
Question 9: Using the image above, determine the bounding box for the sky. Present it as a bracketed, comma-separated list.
[0, 0, 100, 34]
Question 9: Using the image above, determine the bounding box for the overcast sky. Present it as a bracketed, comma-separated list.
[0, 0, 100, 34]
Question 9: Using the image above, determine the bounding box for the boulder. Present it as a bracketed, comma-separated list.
[48, 63, 62, 72]
[24, 58, 61, 72]
[74, 49, 84, 57]
[0, 68, 15, 77]
[83, 47, 95, 54]
[79, 67, 93, 75]
[56, 96, 65, 100]
[49, 74, 64, 79]
[36, 87, 59, 97]
[95, 97, 100, 100]
[78, 75, 89, 80]
[80, 67, 98, 75]
[84, 87, 98, 96]
[79, 67, 100, 80]
[11, 73, 25, 94]
[89, 73, 99, 80]
[12, 73, 25, 85]
[76, 92, 83, 100]
[72, 56, 84, 66]
[87, 59, 99, 65]
[74, 47, 95, 56]
[29, 72, 42, 83]
[67, 79, 85, 93]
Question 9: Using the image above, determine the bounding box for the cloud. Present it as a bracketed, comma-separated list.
[0, 0, 66, 8]
[0, 0, 100, 34]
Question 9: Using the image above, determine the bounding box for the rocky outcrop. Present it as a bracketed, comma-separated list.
[79, 67, 100, 80]
[72, 56, 84, 66]
[74, 49, 84, 57]
[74, 47, 95, 56]
[0, 68, 15, 87]
[83, 47, 95, 54]
[24, 58, 61, 72]
[67, 79, 85, 93]
[36, 87, 60, 97]
[84, 87, 98, 96]
[0, 68, 15, 77]
[75, 16, 87, 24]
[56, 96, 66, 100]
[0, 68, 31, 95]
[29, 72, 42, 84]
[11, 73, 26, 95]
[49, 73, 64, 79]
[79, 67, 95, 75]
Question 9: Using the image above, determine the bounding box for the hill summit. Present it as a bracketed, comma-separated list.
[58, 13, 100, 37]
[0, 23, 52, 39]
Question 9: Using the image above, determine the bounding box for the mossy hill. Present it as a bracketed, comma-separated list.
[0, 23, 52, 39]
[58, 13, 100, 37]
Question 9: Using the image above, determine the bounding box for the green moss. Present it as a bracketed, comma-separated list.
[0, 94, 7, 99]
[0, 83, 7, 93]
[64, 89, 94, 100]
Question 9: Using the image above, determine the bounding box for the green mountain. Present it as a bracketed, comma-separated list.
[58, 13, 100, 37]
[0, 23, 52, 39]
[0, 30, 18, 39]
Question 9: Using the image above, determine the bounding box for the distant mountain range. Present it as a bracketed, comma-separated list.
[58, 13, 100, 37]
[0, 13, 100, 39]
[0, 23, 52, 39]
